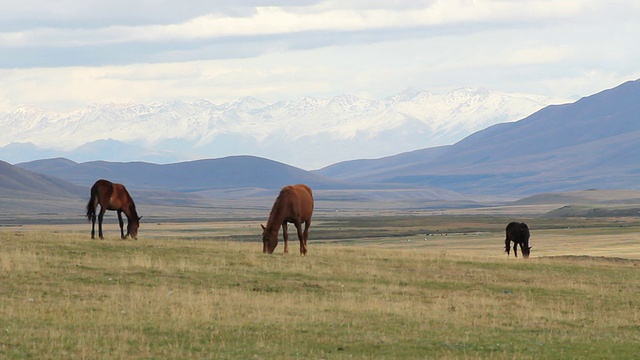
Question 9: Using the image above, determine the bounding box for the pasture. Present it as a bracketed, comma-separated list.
[1, 214, 640, 359]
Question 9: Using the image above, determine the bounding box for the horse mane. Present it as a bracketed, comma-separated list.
[128, 202, 139, 219]
[266, 187, 289, 230]
[119, 185, 139, 220]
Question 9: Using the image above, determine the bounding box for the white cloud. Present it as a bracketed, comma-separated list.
[0, 1, 585, 48]
[0, 0, 639, 113]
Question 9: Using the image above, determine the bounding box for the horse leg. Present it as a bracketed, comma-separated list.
[97, 207, 106, 240]
[90, 212, 97, 239]
[505, 238, 511, 256]
[117, 210, 125, 239]
[302, 219, 311, 256]
[294, 221, 306, 256]
[513, 243, 519, 258]
[282, 223, 289, 254]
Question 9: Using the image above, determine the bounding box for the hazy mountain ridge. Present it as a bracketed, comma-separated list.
[11, 156, 468, 216]
[0, 87, 563, 169]
[16, 156, 462, 200]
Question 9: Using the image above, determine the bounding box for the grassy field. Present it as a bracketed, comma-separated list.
[1, 216, 640, 359]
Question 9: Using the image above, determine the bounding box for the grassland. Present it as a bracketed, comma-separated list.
[1, 215, 640, 359]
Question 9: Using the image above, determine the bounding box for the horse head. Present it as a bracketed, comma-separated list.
[261, 224, 277, 254]
[127, 216, 142, 240]
[523, 246, 532, 258]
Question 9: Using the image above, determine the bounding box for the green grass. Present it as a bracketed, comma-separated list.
[1, 223, 640, 359]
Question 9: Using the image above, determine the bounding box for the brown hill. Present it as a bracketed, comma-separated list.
[0, 160, 83, 199]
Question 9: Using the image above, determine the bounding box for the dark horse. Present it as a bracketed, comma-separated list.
[261, 184, 314, 255]
[505, 222, 531, 258]
[85, 179, 141, 240]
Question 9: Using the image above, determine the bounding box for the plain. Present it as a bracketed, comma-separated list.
[1, 214, 640, 359]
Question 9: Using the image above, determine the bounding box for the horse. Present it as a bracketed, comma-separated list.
[85, 179, 141, 240]
[261, 184, 314, 255]
[505, 222, 531, 258]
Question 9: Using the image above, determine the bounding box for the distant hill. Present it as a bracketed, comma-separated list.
[16, 156, 465, 205]
[0, 159, 86, 214]
[512, 189, 640, 205]
[543, 205, 640, 218]
[0, 142, 62, 163]
[315, 146, 452, 181]
[17, 155, 355, 192]
[0, 159, 83, 199]
[316, 80, 640, 195]
[512, 189, 640, 218]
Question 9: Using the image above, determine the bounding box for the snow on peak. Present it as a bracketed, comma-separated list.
[326, 94, 374, 113]
[226, 96, 267, 112]
[191, 99, 217, 108]
[0, 88, 568, 168]
[386, 87, 429, 103]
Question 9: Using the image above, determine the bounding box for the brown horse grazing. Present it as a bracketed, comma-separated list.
[261, 184, 314, 255]
[505, 222, 531, 258]
[85, 179, 141, 240]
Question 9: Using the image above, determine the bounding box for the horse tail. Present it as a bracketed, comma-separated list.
[85, 183, 98, 221]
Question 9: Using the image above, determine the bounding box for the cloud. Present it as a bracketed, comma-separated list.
[1, 1, 582, 55]
[0, 0, 639, 113]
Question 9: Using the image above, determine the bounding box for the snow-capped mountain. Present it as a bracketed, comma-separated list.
[0, 87, 567, 169]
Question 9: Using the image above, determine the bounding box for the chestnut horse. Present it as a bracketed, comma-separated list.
[85, 179, 141, 240]
[261, 184, 314, 255]
[505, 222, 531, 258]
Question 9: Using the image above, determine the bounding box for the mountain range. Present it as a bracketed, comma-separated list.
[0, 87, 564, 169]
[316, 79, 640, 195]
[14, 156, 466, 203]
[2, 79, 639, 217]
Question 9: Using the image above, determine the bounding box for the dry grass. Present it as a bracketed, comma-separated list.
[1, 218, 640, 359]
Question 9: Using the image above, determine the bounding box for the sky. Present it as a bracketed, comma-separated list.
[1, 0, 639, 113]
